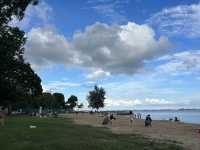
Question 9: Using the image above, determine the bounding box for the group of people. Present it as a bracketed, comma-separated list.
[129, 111, 152, 127]
[102, 111, 153, 127]
[129, 111, 142, 119]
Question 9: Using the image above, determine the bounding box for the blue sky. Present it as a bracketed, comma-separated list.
[13, 0, 200, 110]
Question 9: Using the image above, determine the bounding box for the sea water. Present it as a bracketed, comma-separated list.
[134, 110, 200, 124]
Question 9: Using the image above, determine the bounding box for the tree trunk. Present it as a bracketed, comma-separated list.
[96, 108, 99, 123]
[7, 104, 12, 115]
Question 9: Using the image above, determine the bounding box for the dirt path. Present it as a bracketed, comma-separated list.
[64, 113, 200, 150]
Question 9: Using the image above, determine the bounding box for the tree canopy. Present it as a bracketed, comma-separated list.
[53, 93, 65, 109]
[0, 0, 42, 112]
[87, 85, 106, 111]
[66, 95, 78, 111]
[0, 0, 38, 26]
[13, 92, 66, 113]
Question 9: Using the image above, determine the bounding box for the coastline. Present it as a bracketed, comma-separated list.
[64, 113, 200, 150]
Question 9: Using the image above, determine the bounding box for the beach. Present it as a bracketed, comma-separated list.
[65, 113, 200, 150]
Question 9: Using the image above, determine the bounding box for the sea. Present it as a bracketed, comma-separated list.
[134, 109, 200, 124]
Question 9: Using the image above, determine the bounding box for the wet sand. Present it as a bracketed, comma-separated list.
[64, 113, 200, 150]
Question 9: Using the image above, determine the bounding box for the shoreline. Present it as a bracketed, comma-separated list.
[64, 113, 200, 150]
[77, 110, 200, 125]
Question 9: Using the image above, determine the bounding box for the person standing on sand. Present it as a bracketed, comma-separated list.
[137, 113, 142, 119]
[145, 114, 152, 127]
[129, 111, 134, 127]
[139, 113, 142, 119]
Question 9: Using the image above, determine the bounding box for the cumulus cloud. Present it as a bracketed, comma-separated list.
[147, 2, 200, 38]
[73, 22, 171, 74]
[25, 22, 172, 76]
[25, 27, 78, 69]
[156, 50, 200, 75]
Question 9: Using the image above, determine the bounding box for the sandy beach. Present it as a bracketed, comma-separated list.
[64, 113, 200, 150]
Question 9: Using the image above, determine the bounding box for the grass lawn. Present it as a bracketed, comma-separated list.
[0, 116, 183, 150]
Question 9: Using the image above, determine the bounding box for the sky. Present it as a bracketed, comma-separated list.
[12, 0, 200, 110]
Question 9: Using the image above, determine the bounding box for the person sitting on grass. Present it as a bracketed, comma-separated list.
[145, 114, 152, 127]
[102, 114, 116, 125]
[0, 111, 5, 126]
[102, 114, 110, 125]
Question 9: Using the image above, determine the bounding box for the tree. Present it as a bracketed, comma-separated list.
[40, 93, 54, 110]
[87, 85, 106, 111]
[66, 95, 78, 111]
[0, 0, 38, 27]
[53, 93, 65, 109]
[17, 92, 65, 113]
[0, 0, 42, 114]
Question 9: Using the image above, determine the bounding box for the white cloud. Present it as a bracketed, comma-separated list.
[157, 50, 200, 75]
[73, 22, 172, 74]
[105, 98, 174, 107]
[86, 0, 129, 23]
[105, 98, 141, 107]
[147, 2, 200, 38]
[25, 22, 172, 76]
[25, 27, 77, 70]
[42, 81, 81, 92]
[86, 69, 111, 79]
[99, 79, 178, 102]
[10, 1, 53, 30]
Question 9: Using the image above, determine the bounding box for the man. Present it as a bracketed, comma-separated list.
[145, 114, 152, 127]
[129, 111, 134, 127]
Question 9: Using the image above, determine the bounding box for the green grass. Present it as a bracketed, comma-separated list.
[0, 116, 183, 150]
